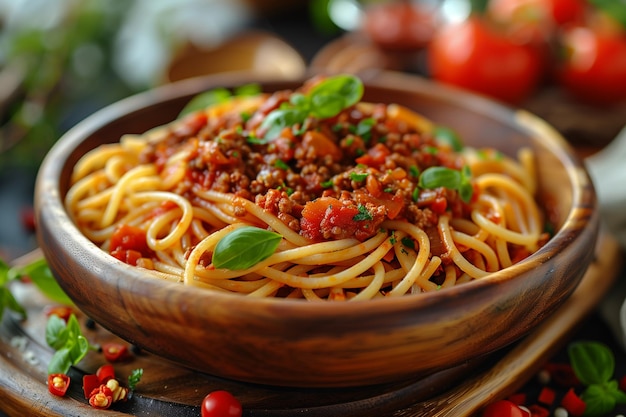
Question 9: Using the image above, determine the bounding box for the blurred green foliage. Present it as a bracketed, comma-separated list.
[0, 1, 137, 170]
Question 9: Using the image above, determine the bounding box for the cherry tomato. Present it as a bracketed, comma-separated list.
[557, 25, 626, 105]
[482, 399, 528, 417]
[201, 390, 242, 417]
[427, 17, 545, 104]
[362, 1, 437, 50]
[488, 0, 586, 29]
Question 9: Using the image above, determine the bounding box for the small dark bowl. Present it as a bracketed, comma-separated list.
[35, 71, 598, 387]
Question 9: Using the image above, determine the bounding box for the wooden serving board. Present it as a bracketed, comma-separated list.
[0, 232, 621, 417]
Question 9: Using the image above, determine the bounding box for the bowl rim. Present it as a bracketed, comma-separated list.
[35, 70, 597, 316]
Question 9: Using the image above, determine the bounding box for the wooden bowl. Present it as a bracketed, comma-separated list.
[34, 71, 599, 388]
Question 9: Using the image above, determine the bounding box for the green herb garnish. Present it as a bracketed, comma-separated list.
[433, 125, 464, 151]
[179, 84, 261, 118]
[418, 165, 473, 203]
[568, 341, 626, 416]
[128, 368, 144, 391]
[260, 74, 364, 141]
[349, 172, 369, 182]
[0, 258, 73, 321]
[46, 314, 98, 375]
[212, 226, 282, 270]
[353, 204, 373, 221]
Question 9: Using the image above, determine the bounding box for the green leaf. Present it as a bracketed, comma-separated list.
[419, 166, 474, 203]
[212, 226, 282, 270]
[18, 259, 73, 305]
[308, 74, 363, 114]
[581, 383, 618, 416]
[178, 88, 232, 118]
[419, 166, 462, 190]
[260, 107, 307, 141]
[0, 259, 9, 286]
[568, 341, 615, 385]
[588, 0, 626, 30]
[128, 368, 144, 391]
[68, 335, 90, 365]
[46, 314, 70, 351]
[48, 347, 73, 375]
[433, 125, 464, 151]
[0, 287, 27, 321]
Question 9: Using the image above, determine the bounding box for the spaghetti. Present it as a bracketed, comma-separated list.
[65, 75, 547, 301]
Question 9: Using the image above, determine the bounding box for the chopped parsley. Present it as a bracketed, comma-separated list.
[353, 204, 373, 221]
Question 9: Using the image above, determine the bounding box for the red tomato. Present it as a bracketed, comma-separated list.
[482, 400, 527, 417]
[201, 390, 242, 417]
[427, 17, 545, 104]
[488, 0, 586, 29]
[557, 25, 626, 105]
[362, 1, 437, 50]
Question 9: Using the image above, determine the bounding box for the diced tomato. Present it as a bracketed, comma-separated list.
[301, 131, 342, 162]
[301, 197, 339, 241]
[48, 373, 70, 397]
[109, 224, 153, 265]
[561, 388, 586, 417]
[537, 386, 556, 405]
[482, 400, 527, 417]
[355, 143, 391, 168]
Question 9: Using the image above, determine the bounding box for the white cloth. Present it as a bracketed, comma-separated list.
[586, 124, 626, 351]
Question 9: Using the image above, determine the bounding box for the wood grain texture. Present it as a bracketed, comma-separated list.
[33, 72, 599, 387]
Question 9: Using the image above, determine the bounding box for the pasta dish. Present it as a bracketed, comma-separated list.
[65, 74, 547, 301]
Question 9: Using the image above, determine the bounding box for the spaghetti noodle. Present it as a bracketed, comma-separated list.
[65, 75, 547, 301]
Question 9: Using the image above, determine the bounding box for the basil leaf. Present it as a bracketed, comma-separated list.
[48, 347, 73, 375]
[19, 258, 73, 305]
[419, 166, 462, 190]
[68, 335, 90, 365]
[308, 74, 363, 114]
[178, 88, 232, 118]
[419, 166, 474, 203]
[46, 314, 70, 351]
[434, 125, 464, 151]
[260, 107, 307, 141]
[0, 259, 9, 285]
[581, 383, 618, 417]
[568, 341, 615, 385]
[0, 286, 26, 321]
[212, 226, 282, 270]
